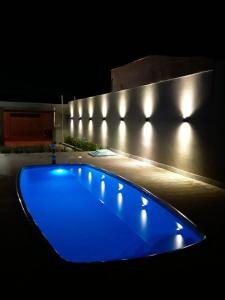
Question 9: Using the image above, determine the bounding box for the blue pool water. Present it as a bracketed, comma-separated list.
[18, 164, 204, 263]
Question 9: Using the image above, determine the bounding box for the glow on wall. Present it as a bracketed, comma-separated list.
[101, 94, 108, 118]
[174, 122, 194, 167]
[88, 120, 93, 139]
[69, 102, 74, 118]
[141, 122, 154, 157]
[88, 97, 94, 118]
[142, 85, 156, 118]
[179, 76, 197, 119]
[78, 120, 83, 137]
[78, 102, 83, 118]
[117, 120, 127, 151]
[118, 91, 128, 118]
[101, 120, 108, 148]
[70, 119, 74, 137]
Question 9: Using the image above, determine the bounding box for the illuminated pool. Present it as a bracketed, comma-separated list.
[17, 164, 205, 263]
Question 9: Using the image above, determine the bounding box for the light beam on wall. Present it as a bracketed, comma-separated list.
[70, 119, 74, 137]
[118, 120, 127, 151]
[78, 119, 83, 137]
[101, 94, 108, 118]
[119, 91, 128, 118]
[142, 86, 155, 118]
[177, 122, 192, 149]
[78, 102, 83, 118]
[175, 122, 194, 167]
[88, 97, 94, 118]
[180, 89, 194, 119]
[88, 171, 92, 185]
[69, 102, 74, 118]
[88, 120, 93, 139]
[101, 120, 108, 148]
[142, 122, 153, 148]
[179, 76, 197, 119]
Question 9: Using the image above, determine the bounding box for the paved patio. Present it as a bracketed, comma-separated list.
[0, 151, 224, 293]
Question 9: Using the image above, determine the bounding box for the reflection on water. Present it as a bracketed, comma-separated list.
[174, 234, 184, 249]
[69, 102, 74, 118]
[141, 196, 149, 207]
[117, 192, 123, 211]
[78, 168, 82, 175]
[118, 183, 123, 191]
[141, 209, 147, 230]
[88, 171, 92, 185]
[101, 180, 105, 198]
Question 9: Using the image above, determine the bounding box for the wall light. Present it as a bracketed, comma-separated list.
[145, 117, 151, 122]
[89, 117, 92, 121]
[182, 116, 191, 122]
[79, 117, 82, 120]
[102, 117, 106, 121]
[120, 117, 125, 121]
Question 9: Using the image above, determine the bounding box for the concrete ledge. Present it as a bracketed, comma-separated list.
[111, 148, 225, 189]
[60, 142, 82, 152]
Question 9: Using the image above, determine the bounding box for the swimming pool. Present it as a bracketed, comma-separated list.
[17, 164, 205, 263]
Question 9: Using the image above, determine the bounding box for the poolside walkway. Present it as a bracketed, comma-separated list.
[0, 151, 225, 292]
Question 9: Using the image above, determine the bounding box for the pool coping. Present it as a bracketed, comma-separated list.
[16, 163, 206, 264]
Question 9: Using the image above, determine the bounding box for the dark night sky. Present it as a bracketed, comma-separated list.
[0, 11, 224, 104]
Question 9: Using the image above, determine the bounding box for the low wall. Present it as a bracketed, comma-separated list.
[67, 70, 225, 184]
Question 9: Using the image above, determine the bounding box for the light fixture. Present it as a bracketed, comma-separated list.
[89, 117, 92, 121]
[120, 117, 125, 121]
[79, 117, 82, 120]
[182, 116, 190, 122]
[102, 117, 106, 121]
[145, 117, 151, 122]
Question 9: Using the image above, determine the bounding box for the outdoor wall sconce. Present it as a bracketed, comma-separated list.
[89, 117, 92, 120]
[102, 117, 106, 120]
[145, 117, 151, 122]
[120, 117, 125, 121]
[79, 117, 82, 120]
[182, 117, 190, 122]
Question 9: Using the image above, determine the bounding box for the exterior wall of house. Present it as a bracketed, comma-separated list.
[111, 56, 213, 91]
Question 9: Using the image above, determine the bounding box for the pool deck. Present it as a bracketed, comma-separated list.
[0, 151, 225, 293]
